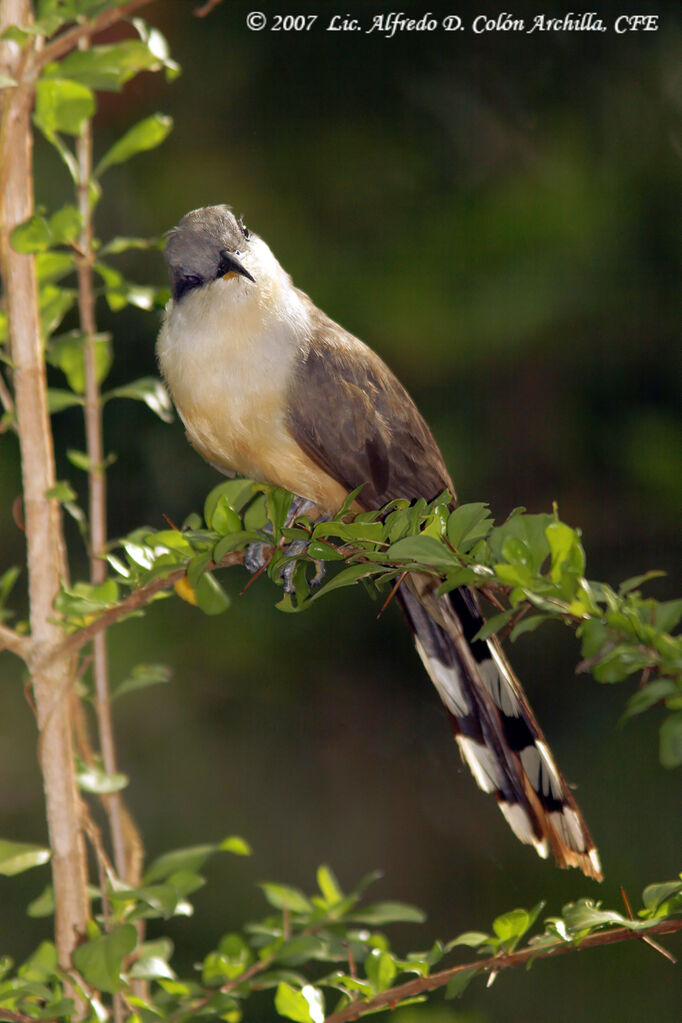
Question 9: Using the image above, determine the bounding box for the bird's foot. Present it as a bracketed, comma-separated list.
[243, 495, 327, 592]
[280, 539, 327, 594]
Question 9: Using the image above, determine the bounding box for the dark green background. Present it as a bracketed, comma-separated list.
[1, 2, 680, 1020]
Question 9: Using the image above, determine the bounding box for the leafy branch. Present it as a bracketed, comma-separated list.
[0, 852, 679, 1022]
[36, 480, 680, 769]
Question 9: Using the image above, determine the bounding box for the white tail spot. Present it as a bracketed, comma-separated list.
[415, 638, 470, 716]
[457, 736, 503, 794]
[499, 802, 549, 859]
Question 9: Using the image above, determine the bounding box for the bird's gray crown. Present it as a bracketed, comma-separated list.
[164, 205, 252, 302]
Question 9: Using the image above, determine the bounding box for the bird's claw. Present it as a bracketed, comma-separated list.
[242, 495, 327, 592]
[280, 540, 327, 594]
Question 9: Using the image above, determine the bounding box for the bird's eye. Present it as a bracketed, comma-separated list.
[238, 215, 250, 240]
[173, 272, 204, 302]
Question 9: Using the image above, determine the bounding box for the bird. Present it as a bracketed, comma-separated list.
[157, 204, 602, 880]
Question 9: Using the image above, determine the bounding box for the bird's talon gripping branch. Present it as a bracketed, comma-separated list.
[280, 539, 327, 594]
[243, 539, 273, 576]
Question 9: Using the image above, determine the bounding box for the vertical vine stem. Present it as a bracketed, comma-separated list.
[75, 41, 144, 901]
[74, 36, 130, 883]
[0, 0, 89, 969]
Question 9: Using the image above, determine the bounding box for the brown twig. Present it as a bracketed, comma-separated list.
[377, 570, 407, 618]
[35, 0, 155, 70]
[240, 552, 270, 594]
[0, 1008, 57, 1023]
[620, 885, 677, 964]
[194, 0, 223, 15]
[0, 621, 30, 659]
[323, 917, 682, 1023]
[74, 45, 134, 924]
[36, 551, 244, 674]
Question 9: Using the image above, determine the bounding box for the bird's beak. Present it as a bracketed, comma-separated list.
[219, 250, 256, 284]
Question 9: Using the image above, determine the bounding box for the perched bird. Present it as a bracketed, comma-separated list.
[157, 204, 602, 880]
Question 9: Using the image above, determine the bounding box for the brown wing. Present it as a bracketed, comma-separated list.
[286, 310, 454, 510]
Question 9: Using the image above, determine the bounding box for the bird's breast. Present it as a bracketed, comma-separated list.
[156, 284, 349, 512]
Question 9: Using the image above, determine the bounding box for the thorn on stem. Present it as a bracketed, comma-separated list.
[377, 571, 407, 619]
[12, 495, 25, 532]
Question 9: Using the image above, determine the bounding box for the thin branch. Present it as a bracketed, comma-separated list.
[35, 0, 155, 70]
[0, 368, 17, 429]
[194, 0, 223, 16]
[37, 550, 244, 672]
[0, 621, 30, 659]
[0, 1008, 57, 1023]
[75, 43, 133, 903]
[323, 917, 682, 1023]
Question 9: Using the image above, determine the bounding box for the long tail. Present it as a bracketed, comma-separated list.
[399, 577, 602, 880]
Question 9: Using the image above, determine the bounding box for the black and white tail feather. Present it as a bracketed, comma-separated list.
[399, 579, 602, 880]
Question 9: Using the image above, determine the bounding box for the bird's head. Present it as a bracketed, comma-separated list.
[164, 205, 265, 304]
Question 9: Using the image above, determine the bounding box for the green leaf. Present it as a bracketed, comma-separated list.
[545, 521, 585, 582]
[95, 262, 159, 311]
[36, 250, 73, 283]
[210, 495, 242, 535]
[129, 950, 175, 981]
[72, 923, 137, 993]
[660, 712, 682, 768]
[113, 663, 172, 701]
[11, 215, 51, 253]
[365, 949, 397, 992]
[48, 204, 82, 245]
[387, 534, 457, 568]
[40, 283, 74, 338]
[351, 901, 426, 925]
[274, 982, 324, 1023]
[621, 680, 679, 722]
[44, 40, 172, 91]
[272, 934, 328, 967]
[194, 571, 230, 615]
[313, 519, 385, 543]
[104, 376, 173, 422]
[493, 907, 530, 947]
[34, 77, 95, 136]
[144, 838, 246, 884]
[560, 899, 641, 935]
[45, 480, 77, 502]
[445, 967, 479, 999]
[260, 882, 312, 914]
[316, 864, 343, 906]
[653, 598, 682, 634]
[447, 502, 493, 551]
[66, 448, 92, 472]
[510, 613, 550, 640]
[95, 113, 173, 176]
[641, 879, 682, 916]
[0, 839, 50, 876]
[49, 331, 112, 393]
[0, 565, 21, 609]
[76, 759, 129, 794]
[204, 479, 256, 525]
[489, 513, 553, 573]
[306, 539, 344, 561]
[619, 570, 666, 595]
[220, 835, 251, 856]
[308, 563, 379, 602]
[472, 609, 514, 642]
[100, 234, 163, 255]
[446, 931, 491, 950]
